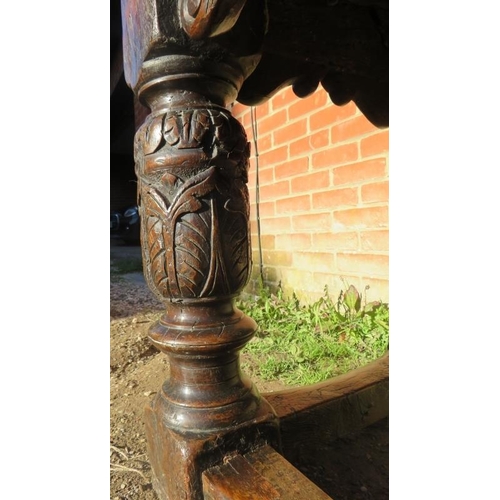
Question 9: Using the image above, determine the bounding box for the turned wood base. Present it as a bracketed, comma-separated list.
[145, 398, 280, 500]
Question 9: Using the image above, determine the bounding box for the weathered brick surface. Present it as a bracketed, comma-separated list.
[231, 86, 389, 303]
[291, 171, 331, 194]
[276, 195, 311, 215]
[312, 188, 358, 210]
[292, 213, 333, 232]
[334, 159, 387, 186]
[309, 101, 357, 131]
[312, 232, 359, 251]
[333, 206, 388, 229]
[361, 181, 389, 204]
[312, 143, 358, 169]
[360, 230, 389, 252]
[275, 157, 309, 180]
[360, 130, 389, 157]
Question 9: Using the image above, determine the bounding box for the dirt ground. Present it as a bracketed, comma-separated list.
[110, 245, 388, 499]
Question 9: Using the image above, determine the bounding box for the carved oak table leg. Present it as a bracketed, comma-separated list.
[120, 0, 279, 498]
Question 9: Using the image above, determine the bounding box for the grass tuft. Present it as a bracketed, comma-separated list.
[237, 283, 389, 386]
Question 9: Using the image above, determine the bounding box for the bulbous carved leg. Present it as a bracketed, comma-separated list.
[134, 103, 279, 499]
[120, 0, 277, 496]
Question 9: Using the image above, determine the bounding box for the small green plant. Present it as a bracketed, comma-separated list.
[237, 283, 389, 386]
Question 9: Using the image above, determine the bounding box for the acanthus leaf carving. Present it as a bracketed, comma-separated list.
[168, 166, 218, 221]
[174, 209, 212, 298]
[143, 114, 164, 155]
[142, 190, 169, 301]
[140, 163, 250, 300]
[219, 204, 250, 293]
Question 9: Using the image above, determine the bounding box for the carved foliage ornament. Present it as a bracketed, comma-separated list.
[134, 107, 252, 301]
[178, 0, 248, 39]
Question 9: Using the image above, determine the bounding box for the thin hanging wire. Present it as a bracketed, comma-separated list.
[250, 106, 264, 284]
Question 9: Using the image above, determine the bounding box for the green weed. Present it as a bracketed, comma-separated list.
[237, 283, 389, 386]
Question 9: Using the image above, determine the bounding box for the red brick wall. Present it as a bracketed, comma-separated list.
[232, 86, 389, 303]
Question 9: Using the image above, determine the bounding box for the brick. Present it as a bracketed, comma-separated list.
[275, 233, 312, 250]
[333, 158, 386, 186]
[280, 269, 314, 296]
[271, 86, 297, 111]
[276, 194, 311, 214]
[288, 90, 328, 120]
[312, 143, 358, 169]
[309, 101, 357, 131]
[244, 123, 252, 138]
[361, 278, 389, 303]
[309, 129, 330, 149]
[360, 230, 389, 251]
[259, 180, 290, 200]
[249, 201, 257, 220]
[255, 101, 270, 120]
[292, 213, 332, 232]
[333, 207, 388, 229]
[273, 118, 308, 146]
[264, 250, 293, 267]
[257, 109, 287, 135]
[249, 193, 258, 213]
[275, 157, 309, 180]
[290, 136, 313, 157]
[291, 171, 330, 194]
[312, 232, 359, 251]
[360, 130, 389, 157]
[248, 169, 257, 188]
[257, 234, 276, 250]
[235, 92, 389, 300]
[258, 133, 272, 153]
[331, 115, 378, 143]
[361, 181, 389, 204]
[262, 216, 292, 234]
[294, 252, 335, 273]
[251, 250, 260, 265]
[337, 253, 389, 276]
[312, 188, 358, 209]
[256, 166, 274, 185]
[240, 110, 251, 129]
[231, 103, 247, 117]
[259, 145, 288, 168]
[256, 200, 275, 217]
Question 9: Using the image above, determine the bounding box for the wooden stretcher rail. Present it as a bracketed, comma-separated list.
[266, 353, 389, 464]
[203, 445, 333, 500]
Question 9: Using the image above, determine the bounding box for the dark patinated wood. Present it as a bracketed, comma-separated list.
[265, 353, 389, 465]
[237, 0, 389, 127]
[202, 454, 281, 500]
[120, 1, 279, 498]
[118, 0, 389, 498]
[203, 445, 333, 500]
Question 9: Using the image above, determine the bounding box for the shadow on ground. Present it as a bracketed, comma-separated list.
[294, 417, 389, 500]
